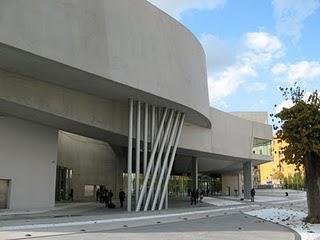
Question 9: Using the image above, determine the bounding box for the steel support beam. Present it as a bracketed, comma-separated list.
[159, 113, 185, 210]
[135, 108, 168, 211]
[135, 101, 141, 204]
[143, 103, 148, 175]
[152, 112, 180, 210]
[151, 106, 155, 148]
[144, 110, 174, 211]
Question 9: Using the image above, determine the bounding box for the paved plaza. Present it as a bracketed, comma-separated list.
[0, 189, 312, 240]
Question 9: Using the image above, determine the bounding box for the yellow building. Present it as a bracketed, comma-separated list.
[259, 136, 299, 186]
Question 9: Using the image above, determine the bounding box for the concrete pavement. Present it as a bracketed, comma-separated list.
[0, 213, 296, 240]
[0, 189, 305, 240]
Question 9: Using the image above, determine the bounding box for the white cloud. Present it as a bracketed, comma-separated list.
[208, 32, 284, 104]
[272, 0, 320, 42]
[200, 34, 234, 73]
[147, 0, 226, 20]
[208, 65, 256, 102]
[272, 61, 320, 84]
[246, 32, 283, 53]
[271, 63, 287, 75]
[242, 32, 284, 66]
[246, 82, 267, 92]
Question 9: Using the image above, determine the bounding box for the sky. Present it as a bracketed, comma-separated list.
[147, 0, 320, 116]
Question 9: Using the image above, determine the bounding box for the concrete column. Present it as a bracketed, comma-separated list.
[237, 172, 241, 197]
[127, 99, 133, 211]
[243, 161, 253, 199]
[191, 156, 198, 190]
[135, 101, 141, 204]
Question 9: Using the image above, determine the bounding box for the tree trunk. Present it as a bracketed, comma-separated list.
[305, 151, 320, 223]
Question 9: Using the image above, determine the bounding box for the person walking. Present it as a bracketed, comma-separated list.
[107, 190, 114, 208]
[119, 189, 126, 208]
[193, 189, 199, 205]
[69, 189, 74, 202]
[190, 189, 195, 205]
[108, 190, 114, 204]
[96, 187, 100, 202]
[103, 188, 108, 204]
[250, 188, 256, 202]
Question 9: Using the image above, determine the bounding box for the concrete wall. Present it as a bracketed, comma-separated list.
[58, 131, 125, 201]
[0, 69, 128, 144]
[230, 112, 269, 124]
[221, 173, 243, 196]
[0, 117, 57, 210]
[0, 70, 272, 164]
[180, 108, 273, 161]
[0, 0, 210, 127]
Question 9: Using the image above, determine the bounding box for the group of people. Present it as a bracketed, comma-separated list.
[96, 187, 114, 208]
[189, 189, 205, 205]
[96, 187, 126, 208]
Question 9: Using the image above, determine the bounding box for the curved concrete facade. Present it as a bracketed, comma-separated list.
[0, 0, 210, 128]
[0, 0, 273, 210]
[0, 69, 272, 162]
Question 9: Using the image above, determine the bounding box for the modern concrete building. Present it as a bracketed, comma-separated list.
[0, 0, 272, 212]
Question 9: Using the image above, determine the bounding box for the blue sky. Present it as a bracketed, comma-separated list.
[148, 0, 320, 115]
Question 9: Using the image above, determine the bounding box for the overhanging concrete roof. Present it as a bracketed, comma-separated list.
[0, 0, 211, 128]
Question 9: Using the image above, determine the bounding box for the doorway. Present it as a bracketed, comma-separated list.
[55, 166, 73, 201]
[0, 179, 9, 209]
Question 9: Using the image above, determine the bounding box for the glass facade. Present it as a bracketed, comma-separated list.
[252, 138, 272, 156]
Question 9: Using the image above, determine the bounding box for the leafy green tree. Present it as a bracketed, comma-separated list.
[272, 85, 320, 223]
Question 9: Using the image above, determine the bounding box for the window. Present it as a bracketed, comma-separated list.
[252, 138, 272, 156]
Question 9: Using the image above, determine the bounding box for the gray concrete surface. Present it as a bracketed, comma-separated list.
[0, 117, 57, 210]
[0, 189, 306, 240]
[0, 69, 272, 167]
[103, 213, 296, 240]
[0, 0, 210, 128]
[0, 213, 296, 240]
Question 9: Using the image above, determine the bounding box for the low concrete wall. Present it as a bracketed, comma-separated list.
[0, 117, 58, 210]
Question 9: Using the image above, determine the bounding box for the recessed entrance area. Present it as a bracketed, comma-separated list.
[55, 131, 125, 204]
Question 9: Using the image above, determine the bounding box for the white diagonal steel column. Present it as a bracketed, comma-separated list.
[150, 106, 157, 204]
[152, 112, 180, 210]
[135, 101, 141, 204]
[135, 108, 168, 211]
[159, 113, 185, 210]
[151, 106, 156, 148]
[144, 110, 174, 211]
[150, 106, 156, 196]
[157, 107, 163, 175]
[143, 103, 148, 175]
[127, 98, 133, 212]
